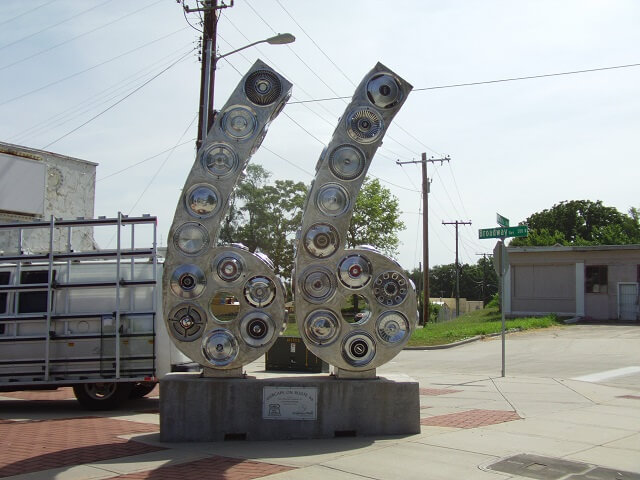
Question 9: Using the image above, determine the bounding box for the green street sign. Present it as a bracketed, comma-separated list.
[496, 213, 509, 228]
[479, 225, 528, 239]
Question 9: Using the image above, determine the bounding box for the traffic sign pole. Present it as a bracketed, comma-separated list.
[480, 214, 528, 378]
[500, 241, 506, 377]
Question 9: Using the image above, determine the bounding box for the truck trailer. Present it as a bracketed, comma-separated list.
[0, 214, 193, 409]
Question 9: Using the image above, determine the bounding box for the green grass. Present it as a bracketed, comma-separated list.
[281, 307, 564, 346]
[407, 307, 562, 346]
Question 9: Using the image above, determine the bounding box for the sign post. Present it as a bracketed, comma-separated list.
[480, 214, 527, 378]
[493, 240, 509, 377]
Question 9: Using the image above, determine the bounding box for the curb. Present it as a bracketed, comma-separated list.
[404, 328, 522, 351]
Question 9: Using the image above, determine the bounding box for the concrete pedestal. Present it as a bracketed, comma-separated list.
[160, 373, 419, 442]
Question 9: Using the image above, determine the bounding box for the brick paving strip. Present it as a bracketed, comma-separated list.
[109, 455, 296, 480]
[420, 409, 522, 428]
[0, 417, 164, 478]
[419, 388, 462, 396]
[0, 387, 76, 401]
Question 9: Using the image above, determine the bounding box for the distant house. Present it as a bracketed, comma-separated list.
[505, 245, 640, 321]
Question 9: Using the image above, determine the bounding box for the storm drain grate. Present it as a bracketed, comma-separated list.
[486, 454, 640, 480]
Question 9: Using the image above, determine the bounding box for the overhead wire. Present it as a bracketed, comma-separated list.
[266, 0, 440, 162]
[0, 0, 58, 28]
[234, 4, 425, 194]
[9, 44, 194, 144]
[219, 3, 475, 265]
[0, 0, 163, 72]
[0, 0, 113, 52]
[181, 0, 203, 33]
[245, 1, 349, 105]
[42, 49, 193, 149]
[220, 17, 344, 124]
[289, 61, 640, 104]
[97, 138, 196, 182]
[261, 0, 458, 225]
[0, 27, 190, 108]
[273, 0, 356, 88]
[126, 113, 198, 216]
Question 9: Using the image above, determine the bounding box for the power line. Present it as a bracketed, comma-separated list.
[273, 0, 356, 88]
[42, 50, 192, 149]
[289, 61, 640, 104]
[9, 45, 193, 144]
[245, 1, 348, 105]
[0, 0, 113, 52]
[126, 114, 198, 216]
[0, 0, 58, 28]
[97, 138, 196, 182]
[104, 114, 198, 248]
[0, 0, 163, 72]
[0, 28, 189, 108]
[254, 0, 443, 167]
[223, 10, 424, 195]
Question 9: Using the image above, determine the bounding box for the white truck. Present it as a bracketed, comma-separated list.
[0, 214, 193, 409]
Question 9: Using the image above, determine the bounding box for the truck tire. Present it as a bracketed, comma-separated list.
[73, 382, 133, 410]
[129, 382, 157, 399]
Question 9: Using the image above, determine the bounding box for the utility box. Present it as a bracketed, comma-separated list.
[265, 336, 328, 373]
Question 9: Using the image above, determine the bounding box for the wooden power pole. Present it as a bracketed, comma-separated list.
[442, 220, 472, 317]
[397, 153, 450, 324]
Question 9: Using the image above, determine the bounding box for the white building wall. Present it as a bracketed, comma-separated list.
[0, 142, 98, 253]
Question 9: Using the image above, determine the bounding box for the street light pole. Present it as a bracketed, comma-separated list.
[196, 30, 295, 149]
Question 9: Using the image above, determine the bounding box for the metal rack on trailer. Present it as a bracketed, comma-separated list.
[0, 213, 181, 409]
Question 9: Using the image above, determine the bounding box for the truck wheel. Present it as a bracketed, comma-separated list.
[73, 382, 133, 410]
[129, 382, 157, 399]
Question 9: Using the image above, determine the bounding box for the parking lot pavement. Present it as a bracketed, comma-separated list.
[1, 325, 639, 479]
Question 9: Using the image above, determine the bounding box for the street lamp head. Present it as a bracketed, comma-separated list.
[266, 33, 295, 45]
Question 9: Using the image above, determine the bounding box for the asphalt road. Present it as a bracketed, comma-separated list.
[379, 324, 640, 391]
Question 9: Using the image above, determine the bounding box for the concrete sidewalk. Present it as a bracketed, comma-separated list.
[1, 368, 639, 480]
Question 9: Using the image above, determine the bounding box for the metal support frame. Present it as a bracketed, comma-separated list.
[0, 214, 159, 386]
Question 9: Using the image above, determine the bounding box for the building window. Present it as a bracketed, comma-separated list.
[585, 265, 608, 293]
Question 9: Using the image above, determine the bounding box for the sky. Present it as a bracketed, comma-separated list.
[1, 0, 639, 272]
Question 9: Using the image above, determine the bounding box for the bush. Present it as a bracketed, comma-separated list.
[486, 293, 499, 308]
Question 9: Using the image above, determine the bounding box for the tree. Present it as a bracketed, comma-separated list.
[428, 260, 497, 303]
[221, 172, 406, 283]
[347, 177, 405, 256]
[511, 200, 640, 247]
[219, 164, 307, 280]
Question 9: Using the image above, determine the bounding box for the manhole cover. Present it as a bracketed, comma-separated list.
[487, 454, 589, 480]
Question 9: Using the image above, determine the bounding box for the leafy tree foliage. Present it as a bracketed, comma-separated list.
[219, 165, 307, 280]
[220, 172, 406, 284]
[510, 200, 640, 247]
[347, 177, 405, 256]
[409, 257, 498, 305]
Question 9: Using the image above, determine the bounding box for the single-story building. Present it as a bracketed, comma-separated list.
[504, 245, 640, 321]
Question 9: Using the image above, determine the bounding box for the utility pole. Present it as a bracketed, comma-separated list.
[397, 154, 450, 325]
[442, 220, 472, 317]
[475, 252, 492, 305]
[185, 0, 234, 150]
